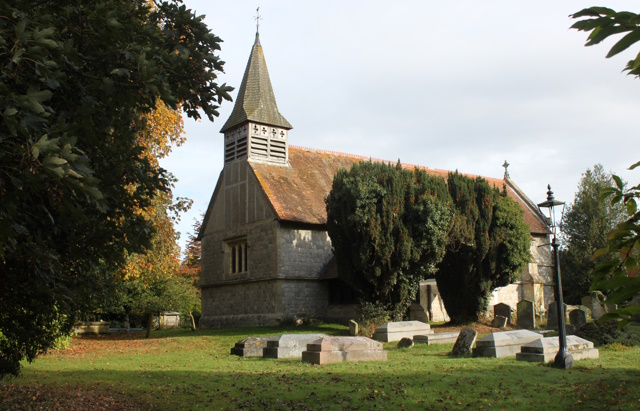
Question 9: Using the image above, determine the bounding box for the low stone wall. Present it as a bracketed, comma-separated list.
[73, 322, 109, 335]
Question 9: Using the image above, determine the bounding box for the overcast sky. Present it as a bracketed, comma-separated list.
[162, 1, 640, 252]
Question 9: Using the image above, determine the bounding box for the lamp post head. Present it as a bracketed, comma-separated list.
[537, 184, 565, 233]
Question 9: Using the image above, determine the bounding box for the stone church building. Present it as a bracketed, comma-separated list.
[198, 32, 554, 328]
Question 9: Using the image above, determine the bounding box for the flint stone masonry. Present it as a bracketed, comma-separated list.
[373, 321, 431, 342]
[494, 303, 514, 325]
[414, 331, 460, 345]
[230, 336, 276, 357]
[569, 308, 588, 328]
[473, 330, 543, 358]
[263, 334, 325, 359]
[492, 315, 508, 328]
[301, 336, 387, 365]
[517, 300, 535, 329]
[516, 336, 599, 363]
[451, 328, 477, 357]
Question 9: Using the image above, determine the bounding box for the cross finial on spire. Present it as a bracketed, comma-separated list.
[255, 6, 262, 34]
[502, 160, 510, 179]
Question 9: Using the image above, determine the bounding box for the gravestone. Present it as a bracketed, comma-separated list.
[605, 303, 618, 313]
[414, 331, 460, 345]
[301, 336, 387, 365]
[409, 302, 429, 323]
[494, 303, 513, 325]
[492, 315, 508, 328]
[473, 330, 542, 358]
[547, 302, 567, 330]
[516, 335, 599, 363]
[372, 321, 431, 342]
[569, 308, 588, 328]
[397, 337, 414, 348]
[230, 336, 276, 357]
[517, 300, 535, 329]
[263, 334, 325, 359]
[349, 320, 358, 336]
[451, 328, 477, 357]
[582, 295, 605, 320]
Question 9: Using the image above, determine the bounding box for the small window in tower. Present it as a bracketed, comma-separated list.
[226, 238, 248, 275]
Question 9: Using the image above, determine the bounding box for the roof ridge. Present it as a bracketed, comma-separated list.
[288, 145, 504, 184]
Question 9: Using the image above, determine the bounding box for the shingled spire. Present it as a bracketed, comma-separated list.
[221, 32, 292, 165]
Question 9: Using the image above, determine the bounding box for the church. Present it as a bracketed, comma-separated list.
[198, 31, 555, 328]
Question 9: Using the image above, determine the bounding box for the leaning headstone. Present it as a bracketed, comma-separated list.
[397, 337, 414, 348]
[547, 302, 567, 330]
[230, 336, 277, 357]
[409, 302, 429, 323]
[582, 295, 605, 320]
[473, 330, 542, 358]
[349, 320, 359, 336]
[569, 308, 588, 328]
[492, 315, 508, 328]
[494, 303, 513, 325]
[414, 331, 460, 345]
[517, 300, 535, 329]
[301, 336, 387, 365]
[372, 321, 431, 342]
[516, 335, 599, 363]
[263, 334, 325, 359]
[451, 328, 477, 357]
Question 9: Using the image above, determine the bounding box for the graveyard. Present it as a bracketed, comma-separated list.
[1, 322, 639, 410]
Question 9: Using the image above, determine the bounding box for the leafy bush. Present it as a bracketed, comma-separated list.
[576, 321, 640, 347]
[356, 302, 390, 337]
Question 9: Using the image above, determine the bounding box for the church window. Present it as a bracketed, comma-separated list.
[227, 238, 248, 274]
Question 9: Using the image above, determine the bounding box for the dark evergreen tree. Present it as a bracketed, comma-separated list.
[559, 165, 625, 304]
[326, 161, 452, 320]
[435, 173, 531, 323]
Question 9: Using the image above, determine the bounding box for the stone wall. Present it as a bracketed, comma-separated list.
[276, 279, 329, 317]
[200, 280, 280, 327]
[278, 228, 333, 279]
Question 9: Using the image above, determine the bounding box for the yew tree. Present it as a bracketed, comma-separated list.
[435, 173, 530, 323]
[326, 162, 452, 321]
[0, 0, 231, 376]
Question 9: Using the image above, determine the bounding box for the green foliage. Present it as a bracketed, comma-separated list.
[0, 0, 231, 377]
[571, 7, 640, 78]
[355, 301, 391, 337]
[576, 320, 640, 347]
[590, 162, 640, 327]
[326, 161, 452, 321]
[436, 173, 531, 323]
[559, 165, 625, 304]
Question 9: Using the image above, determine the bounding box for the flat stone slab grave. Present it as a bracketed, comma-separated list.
[231, 336, 277, 357]
[516, 336, 599, 363]
[473, 330, 543, 358]
[373, 321, 431, 342]
[302, 336, 387, 365]
[414, 331, 460, 345]
[263, 334, 325, 359]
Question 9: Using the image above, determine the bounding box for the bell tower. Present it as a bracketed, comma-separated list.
[220, 31, 292, 165]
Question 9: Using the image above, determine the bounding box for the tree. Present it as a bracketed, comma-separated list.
[559, 165, 625, 304]
[0, 0, 232, 376]
[571, 8, 640, 326]
[326, 161, 452, 321]
[178, 216, 203, 287]
[435, 173, 531, 323]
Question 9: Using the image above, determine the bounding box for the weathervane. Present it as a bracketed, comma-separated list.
[255, 6, 262, 33]
[502, 160, 510, 179]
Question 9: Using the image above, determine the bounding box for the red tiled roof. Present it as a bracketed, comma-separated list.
[249, 146, 549, 234]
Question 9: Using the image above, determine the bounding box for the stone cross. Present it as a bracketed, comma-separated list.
[502, 160, 510, 179]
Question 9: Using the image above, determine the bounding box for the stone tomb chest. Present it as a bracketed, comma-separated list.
[230, 336, 277, 357]
[302, 336, 387, 365]
[263, 334, 325, 359]
[473, 330, 543, 358]
[516, 336, 599, 363]
[373, 321, 431, 342]
[414, 331, 460, 345]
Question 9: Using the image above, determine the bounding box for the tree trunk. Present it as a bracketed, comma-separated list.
[189, 312, 196, 331]
[157, 311, 162, 330]
[145, 314, 153, 338]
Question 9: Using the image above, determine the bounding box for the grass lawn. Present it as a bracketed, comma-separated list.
[1, 323, 639, 410]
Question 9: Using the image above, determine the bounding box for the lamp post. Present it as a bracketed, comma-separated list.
[537, 185, 574, 369]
